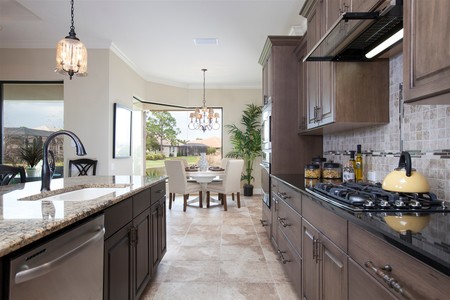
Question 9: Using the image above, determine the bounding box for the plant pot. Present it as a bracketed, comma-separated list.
[243, 184, 253, 196]
[25, 167, 40, 178]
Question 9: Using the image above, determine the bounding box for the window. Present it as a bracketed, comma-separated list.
[1, 82, 64, 178]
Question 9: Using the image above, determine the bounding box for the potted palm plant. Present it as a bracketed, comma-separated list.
[20, 136, 44, 178]
[226, 103, 262, 196]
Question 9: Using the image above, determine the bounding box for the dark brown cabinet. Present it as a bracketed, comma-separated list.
[271, 178, 303, 297]
[300, 0, 390, 134]
[104, 183, 166, 300]
[403, 0, 450, 104]
[259, 36, 323, 174]
[348, 258, 397, 300]
[348, 222, 450, 299]
[151, 195, 166, 271]
[302, 219, 348, 300]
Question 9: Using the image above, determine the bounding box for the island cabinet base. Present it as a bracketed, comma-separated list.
[104, 182, 166, 300]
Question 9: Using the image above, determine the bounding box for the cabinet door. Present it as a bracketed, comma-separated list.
[133, 209, 151, 300]
[302, 220, 320, 300]
[320, 234, 348, 300]
[150, 203, 159, 272]
[348, 258, 397, 300]
[158, 199, 167, 259]
[104, 224, 132, 300]
[318, 61, 334, 126]
[404, 0, 450, 104]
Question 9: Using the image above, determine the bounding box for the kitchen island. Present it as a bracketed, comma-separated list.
[269, 174, 450, 300]
[0, 175, 167, 300]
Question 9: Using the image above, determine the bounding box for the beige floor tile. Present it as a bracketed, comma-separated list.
[152, 282, 219, 300]
[140, 194, 297, 299]
[218, 282, 280, 300]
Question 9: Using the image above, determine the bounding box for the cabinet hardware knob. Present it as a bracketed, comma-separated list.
[277, 217, 291, 227]
[277, 250, 291, 264]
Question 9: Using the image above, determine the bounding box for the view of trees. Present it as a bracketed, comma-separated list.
[146, 111, 181, 152]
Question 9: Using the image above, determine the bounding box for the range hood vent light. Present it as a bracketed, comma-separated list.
[304, 0, 403, 62]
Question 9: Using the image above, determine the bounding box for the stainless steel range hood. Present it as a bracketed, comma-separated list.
[304, 0, 403, 62]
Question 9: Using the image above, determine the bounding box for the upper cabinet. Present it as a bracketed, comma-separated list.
[403, 0, 450, 104]
[300, 0, 390, 134]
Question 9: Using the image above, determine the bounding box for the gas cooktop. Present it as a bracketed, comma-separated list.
[306, 182, 449, 213]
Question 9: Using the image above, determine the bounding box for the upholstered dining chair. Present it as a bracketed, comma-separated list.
[206, 159, 244, 211]
[0, 165, 26, 185]
[164, 160, 203, 211]
[68, 159, 98, 176]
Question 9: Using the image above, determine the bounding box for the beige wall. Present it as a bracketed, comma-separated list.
[0, 48, 263, 189]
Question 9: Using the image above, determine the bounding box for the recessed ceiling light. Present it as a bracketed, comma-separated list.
[193, 38, 219, 46]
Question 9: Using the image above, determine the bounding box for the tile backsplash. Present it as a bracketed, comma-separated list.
[323, 54, 450, 201]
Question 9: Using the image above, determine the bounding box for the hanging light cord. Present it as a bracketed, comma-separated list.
[202, 68, 207, 108]
[68, 0, 78, 39]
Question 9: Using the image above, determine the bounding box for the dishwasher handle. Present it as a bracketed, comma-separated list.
[15, 226, 105, 284]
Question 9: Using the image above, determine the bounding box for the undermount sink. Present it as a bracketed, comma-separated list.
[19, 184, 131, 202]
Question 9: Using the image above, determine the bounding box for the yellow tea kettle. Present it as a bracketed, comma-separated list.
[382, 152, 429, 193]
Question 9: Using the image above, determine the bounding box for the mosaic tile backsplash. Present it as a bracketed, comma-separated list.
[323, 54, 450, 201]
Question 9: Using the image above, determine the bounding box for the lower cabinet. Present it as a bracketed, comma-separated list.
[302, 219, 348, 300]
[151, 196, 166, 272]
[348, 258, 397, 300]
[103, 183, 166, 300]
[348, 222, 450, 299]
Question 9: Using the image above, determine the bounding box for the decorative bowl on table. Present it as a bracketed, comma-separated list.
[186, 165, 199, 171]
[209, 166, 225, 171]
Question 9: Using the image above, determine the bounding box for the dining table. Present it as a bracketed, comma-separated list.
[185, 169, 225, 208]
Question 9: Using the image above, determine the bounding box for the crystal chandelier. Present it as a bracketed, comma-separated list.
[55, 0, 88, 80]
[188, 69, 220, 132]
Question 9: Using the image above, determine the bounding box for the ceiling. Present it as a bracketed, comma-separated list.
[0, 0, 307, 88]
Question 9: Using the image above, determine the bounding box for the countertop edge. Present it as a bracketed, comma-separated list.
[0, 176, 167, 258]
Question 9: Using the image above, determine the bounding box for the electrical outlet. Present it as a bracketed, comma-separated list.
[367, 171, 377, 183]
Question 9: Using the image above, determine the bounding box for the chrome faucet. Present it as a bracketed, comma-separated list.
[41, 130, 87, 192]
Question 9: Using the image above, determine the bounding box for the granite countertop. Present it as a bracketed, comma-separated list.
[0, 175, 167, 258]
[272, 174, 450, 276]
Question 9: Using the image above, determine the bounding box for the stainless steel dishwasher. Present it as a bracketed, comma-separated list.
[9, 214, 105, 300]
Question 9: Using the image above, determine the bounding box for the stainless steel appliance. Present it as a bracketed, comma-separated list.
[261, 98, 272, 208]
[307, 182, 449, 213]
[9, 214, 105, 300]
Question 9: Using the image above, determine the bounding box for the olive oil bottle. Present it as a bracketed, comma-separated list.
[355, 145, 363, 181]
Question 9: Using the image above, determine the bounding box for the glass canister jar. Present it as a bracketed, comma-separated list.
[305, 164, 321, 179]
[322, 162, 342, 179]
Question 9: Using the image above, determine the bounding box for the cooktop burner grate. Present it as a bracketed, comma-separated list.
[307, 182, 449, 213]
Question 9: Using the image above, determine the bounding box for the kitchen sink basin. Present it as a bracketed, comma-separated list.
[19, 184, 131, 202]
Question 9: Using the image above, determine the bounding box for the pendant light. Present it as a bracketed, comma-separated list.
[55, 0, 87, 79]
[188, 69, 220, 132]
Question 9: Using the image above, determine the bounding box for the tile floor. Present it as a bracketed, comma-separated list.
[140, 193, 300, 300]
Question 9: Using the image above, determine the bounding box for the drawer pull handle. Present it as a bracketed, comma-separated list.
[260, 219, 269, 227]
[364, 261, 413, 299]
[277, 250, 291, 264]
[277, 217, 291, 227]
[277, 192, 291, 200]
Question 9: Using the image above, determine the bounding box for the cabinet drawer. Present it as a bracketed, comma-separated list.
[348, 258, 396, 300]
[276, 228, 302, 297]
[348, 222, 450, 299]
[276, 181, 301, 215]
[104, 197, 132, 239]
[276, 199, 302, 257]
[133, 188, 151, 217]
[302, 194, 347, 252]
[151, 181, 166, 205]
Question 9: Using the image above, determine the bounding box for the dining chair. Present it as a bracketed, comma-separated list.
[206, 159, 244, 211]
[164, 160, 203, 211]
[68, 158, 98, 176]
[0, 165, 26, 185]
[171, 157, 189, 168]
